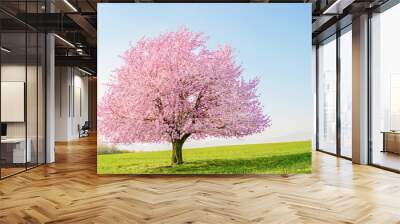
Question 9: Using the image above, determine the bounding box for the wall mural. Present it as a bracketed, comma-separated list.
[97, 3, 312, 174]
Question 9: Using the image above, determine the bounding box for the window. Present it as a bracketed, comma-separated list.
[339, 27, 352, 158]
[317, 35, 337, 154]
[370, 2, 400, 171]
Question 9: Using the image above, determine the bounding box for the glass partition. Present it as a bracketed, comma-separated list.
[0, 1, 46, 179]
[27, 31, 38, 169]
[1, 31, 28, 177]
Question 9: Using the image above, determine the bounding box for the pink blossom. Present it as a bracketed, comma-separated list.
[99, 28, 271, 145]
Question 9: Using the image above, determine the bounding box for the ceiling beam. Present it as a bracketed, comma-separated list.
[323, 0, 356, 14]
[67, 13, 97, 46]
[55, 55, 96, 72]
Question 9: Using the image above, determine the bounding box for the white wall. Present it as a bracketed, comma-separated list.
[71, 72, 89, 138]
[1, 65, 28, 141]
[1, 65, 39, 137]
[55, 66, 69, 141]
[55, 67, 89, 141]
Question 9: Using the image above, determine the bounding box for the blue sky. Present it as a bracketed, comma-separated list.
[98, 4, 312, 149]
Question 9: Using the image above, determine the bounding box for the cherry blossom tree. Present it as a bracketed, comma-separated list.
[99, 28, 271, 165]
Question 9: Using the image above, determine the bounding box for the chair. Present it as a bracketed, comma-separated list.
[79, 121, 90, 138]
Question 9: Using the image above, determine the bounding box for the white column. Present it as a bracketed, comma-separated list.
[312, 45, 317, 151]
[46, 32, 55, 163]
[352, 14, 369, 164]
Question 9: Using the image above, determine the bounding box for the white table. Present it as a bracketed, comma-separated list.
[1, 138, 31, 163]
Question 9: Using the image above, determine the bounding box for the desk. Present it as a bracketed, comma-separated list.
[382, 131, 400, 154]
[1, 138, 31, 163]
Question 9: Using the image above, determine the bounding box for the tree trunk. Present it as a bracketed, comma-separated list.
[171, 140, 184, 165]
[171, 134, 191, 166]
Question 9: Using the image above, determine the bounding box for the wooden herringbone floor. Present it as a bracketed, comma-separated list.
[1, 135, 400, 224]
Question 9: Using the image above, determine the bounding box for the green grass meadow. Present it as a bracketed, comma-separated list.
[97, 141, 311, 174]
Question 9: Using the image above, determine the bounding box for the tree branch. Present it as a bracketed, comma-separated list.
[181, 133, 191, 143]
